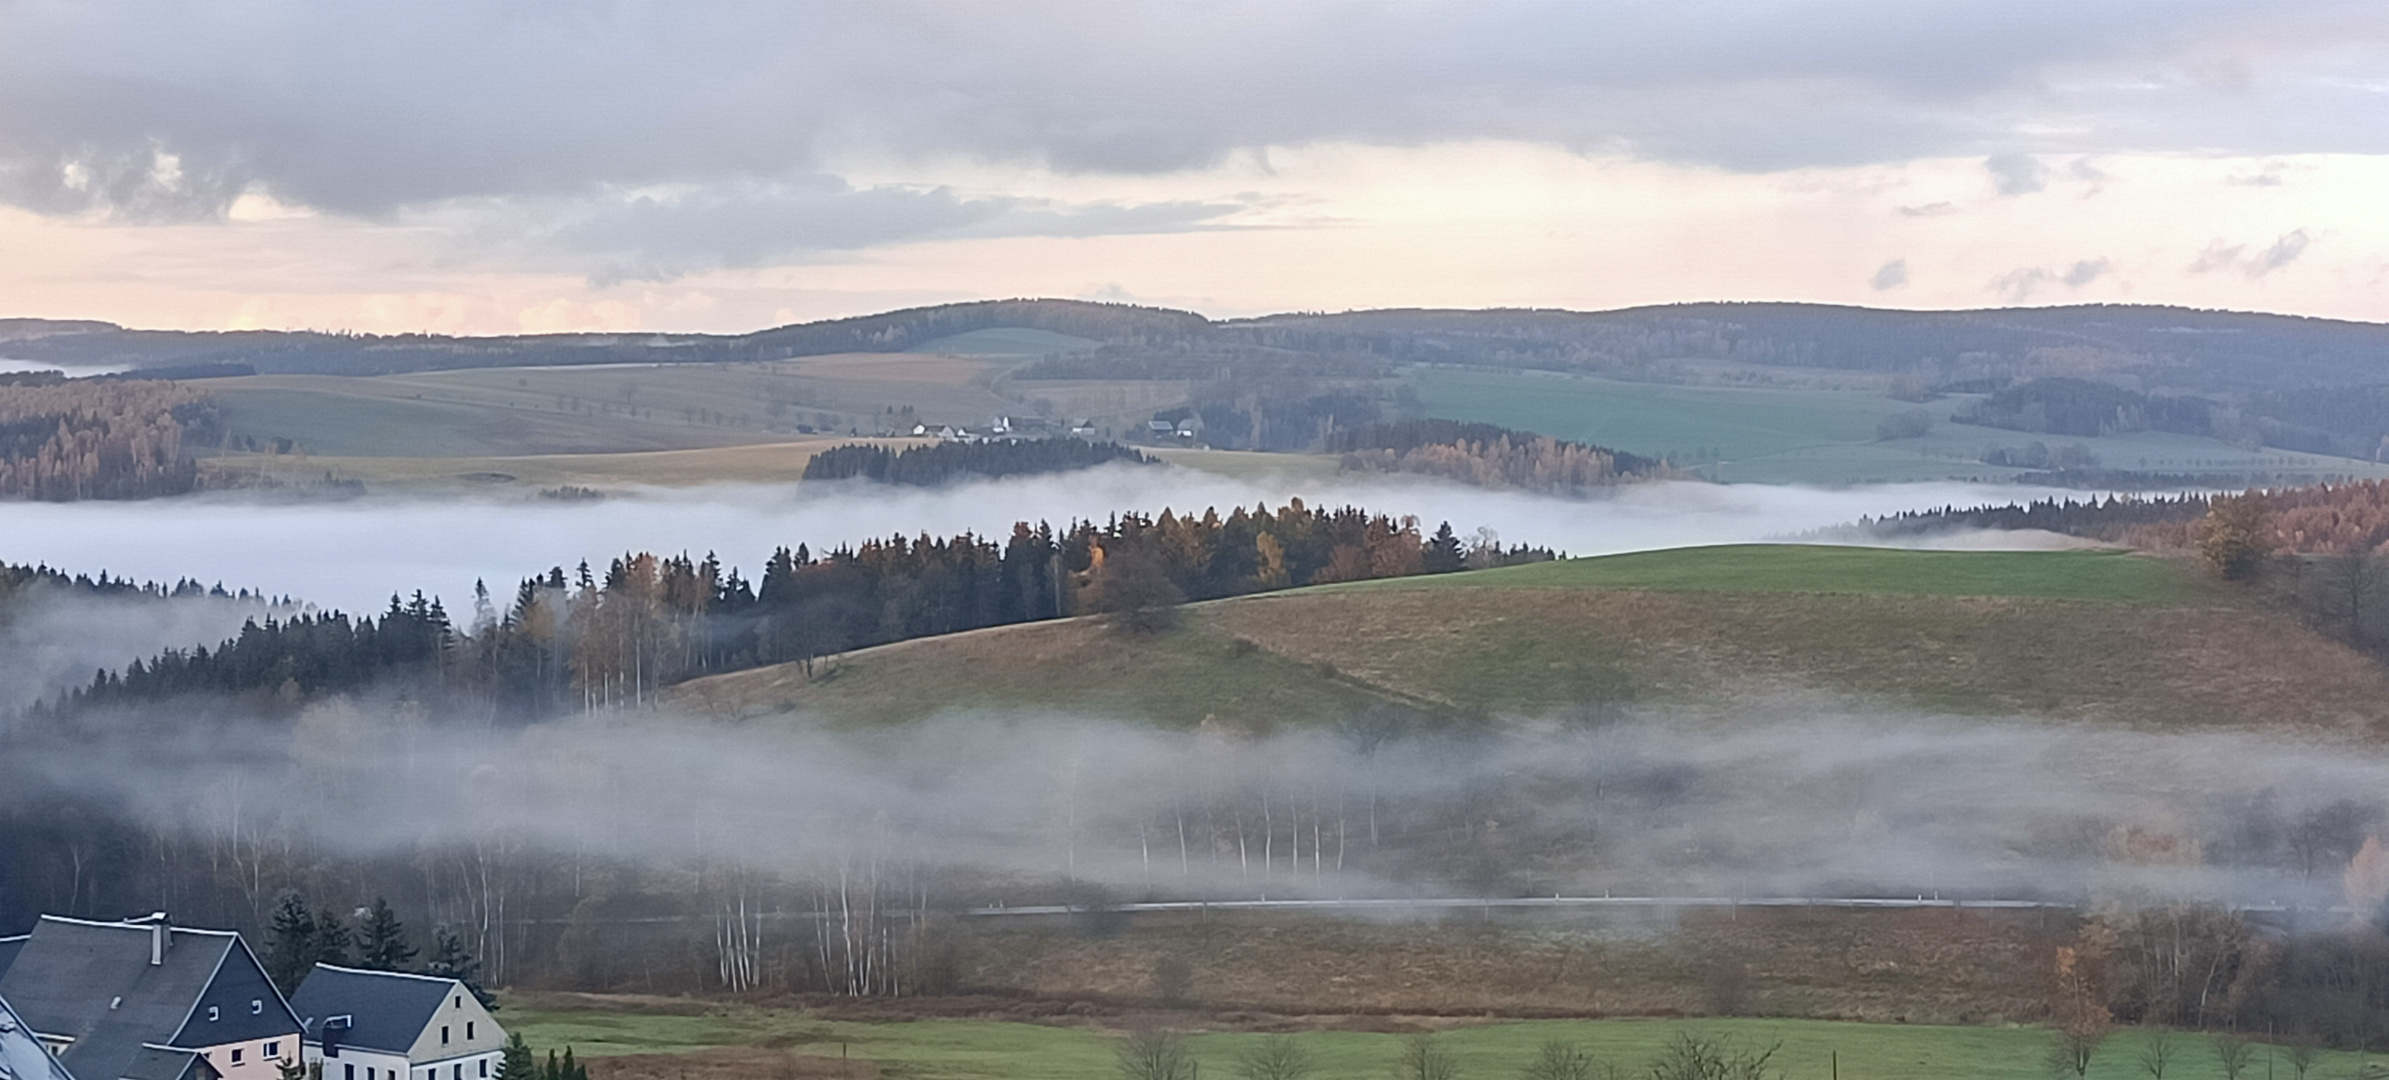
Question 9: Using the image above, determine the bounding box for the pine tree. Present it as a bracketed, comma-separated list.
[315, 910, 353, 968]
[265, 891, 320, 993]
[356, 898, 416, 971]
[1424, 522, 1465, 573]
[493, 1033, 534, 1080]
[426, 926, 497, 1010]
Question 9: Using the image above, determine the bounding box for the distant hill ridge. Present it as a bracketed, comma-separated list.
[10, 299, 2389, 393]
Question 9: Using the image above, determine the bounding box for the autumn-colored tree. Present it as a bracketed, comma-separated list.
[2197, 494, 2274, 579]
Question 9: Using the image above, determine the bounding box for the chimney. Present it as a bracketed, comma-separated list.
[142, 912, 169, 965]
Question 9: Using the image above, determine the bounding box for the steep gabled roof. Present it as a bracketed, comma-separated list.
[0, 918, 290, 1080]
[0, 993, 76, 1080]
[289, 968, 457, 1056]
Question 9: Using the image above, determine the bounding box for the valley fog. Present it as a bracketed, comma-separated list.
[12, 701, 2384, 909]
[0, 469, 2084, 614]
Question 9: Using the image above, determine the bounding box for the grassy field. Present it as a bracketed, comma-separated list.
[1412, 368, 2389, 486]
[203, 356, 1196, 461]
[202, 438, 912, 491]
[1325, 544, 2206, 603]
[503, 1000, 2375, 1080]
[672, 544, 2389, 732]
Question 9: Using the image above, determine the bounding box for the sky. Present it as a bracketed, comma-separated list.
[4, 0, 2388, 334]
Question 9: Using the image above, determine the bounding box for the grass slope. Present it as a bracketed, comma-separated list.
[505, 999, 2371, 1080]
[1327, 544, 2202, 603]
[671, 545, 2389, 734]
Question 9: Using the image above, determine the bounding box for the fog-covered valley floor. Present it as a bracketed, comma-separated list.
[0, 468, 2097, 614]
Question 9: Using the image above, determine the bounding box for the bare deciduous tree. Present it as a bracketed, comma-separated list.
[1647, 1033, 1778, 1080]
[1116, 1028, 1195, 1080]
[1393, 1033, 1459, 1080]
[2210, 1034, 2253, 1080]
[2282, 1037, 2320, 1080]
[1519, 1039, 1602, 1080]
[1234, 1035, 1316, 1080]
[2134, 1030, 2176, 1078]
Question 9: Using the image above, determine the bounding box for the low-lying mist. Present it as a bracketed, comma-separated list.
[0, 586, 287, 710]
[0, 470, 2088, 614]
[14, 698, 2384, 911]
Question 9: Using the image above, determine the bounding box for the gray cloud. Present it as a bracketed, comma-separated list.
[1898, 202, 1960, 218]
[2062, 257, 2112, 287]
[2192, 230, 2315, 277]
[1985, 153, 2052, 196]
[479, 179, 1245, 283]
[1992, 256, 2112, 301]
[0, 0, 2382, 227]
[1870, 259, 1909, 290]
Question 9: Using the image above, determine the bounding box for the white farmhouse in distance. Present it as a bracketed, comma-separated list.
[290, 969, 503, 1080]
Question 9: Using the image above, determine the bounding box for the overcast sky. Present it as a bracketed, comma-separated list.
[5, 0, 2387, 333]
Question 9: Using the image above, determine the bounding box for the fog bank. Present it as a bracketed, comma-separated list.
[0, 471, 2086, 613]
[16, 702, 2384, 908]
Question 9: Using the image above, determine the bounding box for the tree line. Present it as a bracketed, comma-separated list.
[1329, 419, 1663, 492]
[45, 499, 1554, 717]
[800, 439, 1151, 485]
[0, 377, 210, 499]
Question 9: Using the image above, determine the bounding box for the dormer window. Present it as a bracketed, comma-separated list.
[252, 999, 263, 1015]
[208, 1006, 220, 1022]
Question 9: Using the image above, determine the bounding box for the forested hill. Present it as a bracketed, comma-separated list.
[0, 299, 1211, 377]
[15, 300, 2389, 393]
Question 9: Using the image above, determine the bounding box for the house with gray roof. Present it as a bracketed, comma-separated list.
[0, 915, 297, 1080]
[0, 992, 77, 1080]
[289, 969, 502, 1080]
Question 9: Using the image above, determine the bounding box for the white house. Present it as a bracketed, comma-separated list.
[290, 969, 503, 1080]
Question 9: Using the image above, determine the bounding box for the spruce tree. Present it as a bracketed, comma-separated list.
[264, 891, 320, 993]
[314, 910, 353, 968]
[492, 1034, 534, 1080]
[426, 926, 498, 1010]
[357, 898, 416, 971]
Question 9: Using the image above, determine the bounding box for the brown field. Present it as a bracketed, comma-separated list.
[946, 904, 2062, 1025]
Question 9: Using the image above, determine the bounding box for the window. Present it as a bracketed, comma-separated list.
[453, 1066, 462, 1080]
[453, 996, 461, 1010]
[266, 1042, 280, 1058]
[252, 1000, 263, 1015]
[208, 1006, 220, 1022]
[346, 1065, 355, 1080]
[230, 1049, 244, 1065]
[465, 1023, 474, 1041]
[478, 1062, 488, 1078]
[441, 1026, 450, 1045]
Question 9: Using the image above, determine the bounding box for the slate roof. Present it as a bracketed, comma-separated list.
[290, 969, 456, 1057]
[0, 918, 289, 1080]
[0, 993, 76, 1080]
[0, 938, 24, 981]
[116, 1047, 210, 1080]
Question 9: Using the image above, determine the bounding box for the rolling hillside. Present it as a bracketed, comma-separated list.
[668, 544, 2389, 735]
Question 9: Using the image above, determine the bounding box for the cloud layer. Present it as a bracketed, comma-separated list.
[5, 1, 2385, 221]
